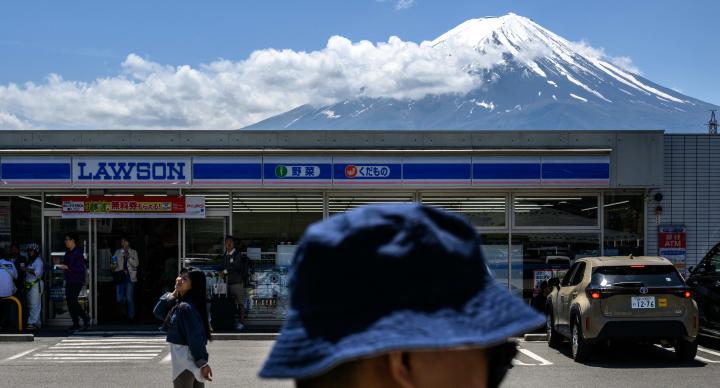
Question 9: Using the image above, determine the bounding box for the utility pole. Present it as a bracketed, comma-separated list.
[709, 110, 718, 135]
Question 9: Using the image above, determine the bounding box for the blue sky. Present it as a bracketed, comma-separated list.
[0, 0, 717, 129]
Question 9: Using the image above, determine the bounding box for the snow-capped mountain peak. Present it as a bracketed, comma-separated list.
[247, 13, 716, 131]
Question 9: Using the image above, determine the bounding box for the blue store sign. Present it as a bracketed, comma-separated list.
[263, 157, 332, 184]
[73, 157, 191, 186]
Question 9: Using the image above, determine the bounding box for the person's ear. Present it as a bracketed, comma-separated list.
[388, 352, 416, 388]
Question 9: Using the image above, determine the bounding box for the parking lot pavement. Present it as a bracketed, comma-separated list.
[504, 340, 720, 388]
[3, 337, 720, 387]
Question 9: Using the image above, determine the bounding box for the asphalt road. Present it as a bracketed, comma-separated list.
[2, 336, 720, 387]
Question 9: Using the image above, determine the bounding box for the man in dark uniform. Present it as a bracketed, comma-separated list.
[221, 236, 249, 331]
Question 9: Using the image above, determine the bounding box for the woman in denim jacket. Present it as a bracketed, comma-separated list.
[154, 269, 213, 387]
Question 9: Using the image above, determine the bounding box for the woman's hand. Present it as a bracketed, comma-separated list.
[201, 365, 213, 381]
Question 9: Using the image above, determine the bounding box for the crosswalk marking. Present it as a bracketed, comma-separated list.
[24, 337, 167, 363]
[3, 347, 44, 362]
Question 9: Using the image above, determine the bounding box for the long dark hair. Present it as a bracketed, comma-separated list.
[183, 269, 212, 340]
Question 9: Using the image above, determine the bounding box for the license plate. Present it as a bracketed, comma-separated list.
[631, 296, 656, 309]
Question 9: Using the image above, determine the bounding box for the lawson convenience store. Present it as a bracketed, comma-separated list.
[0, 129, 660, 328]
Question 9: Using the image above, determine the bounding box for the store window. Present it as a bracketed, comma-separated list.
[328, 193, 414, 214]
[603, 194, 644, 256]
[514, 196, 598, 227]
[511, 234, 600, 301]
[479, 234, 510, 289]
[0, 196, 42, 252]
[421, 195, 506, 227]
[232, 193, 323, 323]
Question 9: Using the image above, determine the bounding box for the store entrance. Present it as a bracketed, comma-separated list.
[96, 219, 179, 325]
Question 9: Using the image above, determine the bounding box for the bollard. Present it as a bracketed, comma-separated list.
[1, 296, 23, 331]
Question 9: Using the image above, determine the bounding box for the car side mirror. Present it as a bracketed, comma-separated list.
[548, 277, 560, 290]
[688, 266, 694, 274]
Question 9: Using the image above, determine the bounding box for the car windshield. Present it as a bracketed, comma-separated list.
[590, 265, 684, 287]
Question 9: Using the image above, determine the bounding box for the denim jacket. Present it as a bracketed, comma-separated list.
[153, 292, 209, 367]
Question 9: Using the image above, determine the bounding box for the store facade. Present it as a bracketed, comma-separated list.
[0, 129, 662, 327]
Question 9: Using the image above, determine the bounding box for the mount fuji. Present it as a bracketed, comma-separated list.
[246, 13, 716, 131]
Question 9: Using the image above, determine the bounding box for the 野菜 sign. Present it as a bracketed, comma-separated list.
[61, 195, 205, 219]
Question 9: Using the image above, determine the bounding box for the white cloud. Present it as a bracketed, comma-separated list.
[0, 36, 484, 129]
[377, 0, 416, 11]
[395, 0, 416, 10]
[569, 40, 642, 75]
[0, 111, 31, 130]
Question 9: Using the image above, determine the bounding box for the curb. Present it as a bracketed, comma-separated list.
[212, 333, 279, 341]
[523, 333, 548, 342]
[64, 331, 279, 341]
[0, 334, 34, 342]
[72, 331, 164, 337]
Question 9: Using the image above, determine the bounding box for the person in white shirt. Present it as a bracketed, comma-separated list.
[0, 249, 19, 330]
[0, 257, 17, 297]
[23, 243, 43, 330]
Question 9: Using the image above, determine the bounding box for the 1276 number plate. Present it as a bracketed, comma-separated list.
[631, 296, 656, 309]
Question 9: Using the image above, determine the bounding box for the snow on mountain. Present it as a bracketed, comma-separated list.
[246, 13, 717, 131]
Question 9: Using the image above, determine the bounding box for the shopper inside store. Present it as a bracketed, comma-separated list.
[0, 249, 19, 331]
[111, 236, 139, 322]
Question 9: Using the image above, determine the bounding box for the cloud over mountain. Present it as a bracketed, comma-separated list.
[0, 35, 497, 130]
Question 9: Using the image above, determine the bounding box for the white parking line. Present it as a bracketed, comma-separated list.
[698, 346, 720, 358]
[517, 348, 553, 366]
[654, 344, 720, 363]
[3, 347, 44, 362]
[694, 355, 720, 364]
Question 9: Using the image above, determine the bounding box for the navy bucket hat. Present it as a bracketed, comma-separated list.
[260, 204, 544, 379]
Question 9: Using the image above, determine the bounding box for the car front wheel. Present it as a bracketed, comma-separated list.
[675, 338, 698, 361]
[571, 316, 592, 362]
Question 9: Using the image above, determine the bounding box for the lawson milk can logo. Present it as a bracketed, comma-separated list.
[76, 160, 187, 181]
[344, 165, 391, 178]
[274, 165, 321, 178]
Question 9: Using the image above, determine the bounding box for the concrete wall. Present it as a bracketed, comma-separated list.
[647, 134, 720, 266]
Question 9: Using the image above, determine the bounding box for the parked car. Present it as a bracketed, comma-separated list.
[546, 256, 699, 362]
[686, 243, 720, 337]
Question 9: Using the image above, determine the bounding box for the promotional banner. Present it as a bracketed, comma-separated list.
[658, 225, 686, 271]
[61, 196, 205, 219]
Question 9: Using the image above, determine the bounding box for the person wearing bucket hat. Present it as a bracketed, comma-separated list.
[259, 204, 544, 388]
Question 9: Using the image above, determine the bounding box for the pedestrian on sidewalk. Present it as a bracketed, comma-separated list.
[111, 236, 139, 321]
[154, 269, 213, 388]
[260, 204, 544, 388]
[23, 243, 43, 330]
[55, 232, 90, 331]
